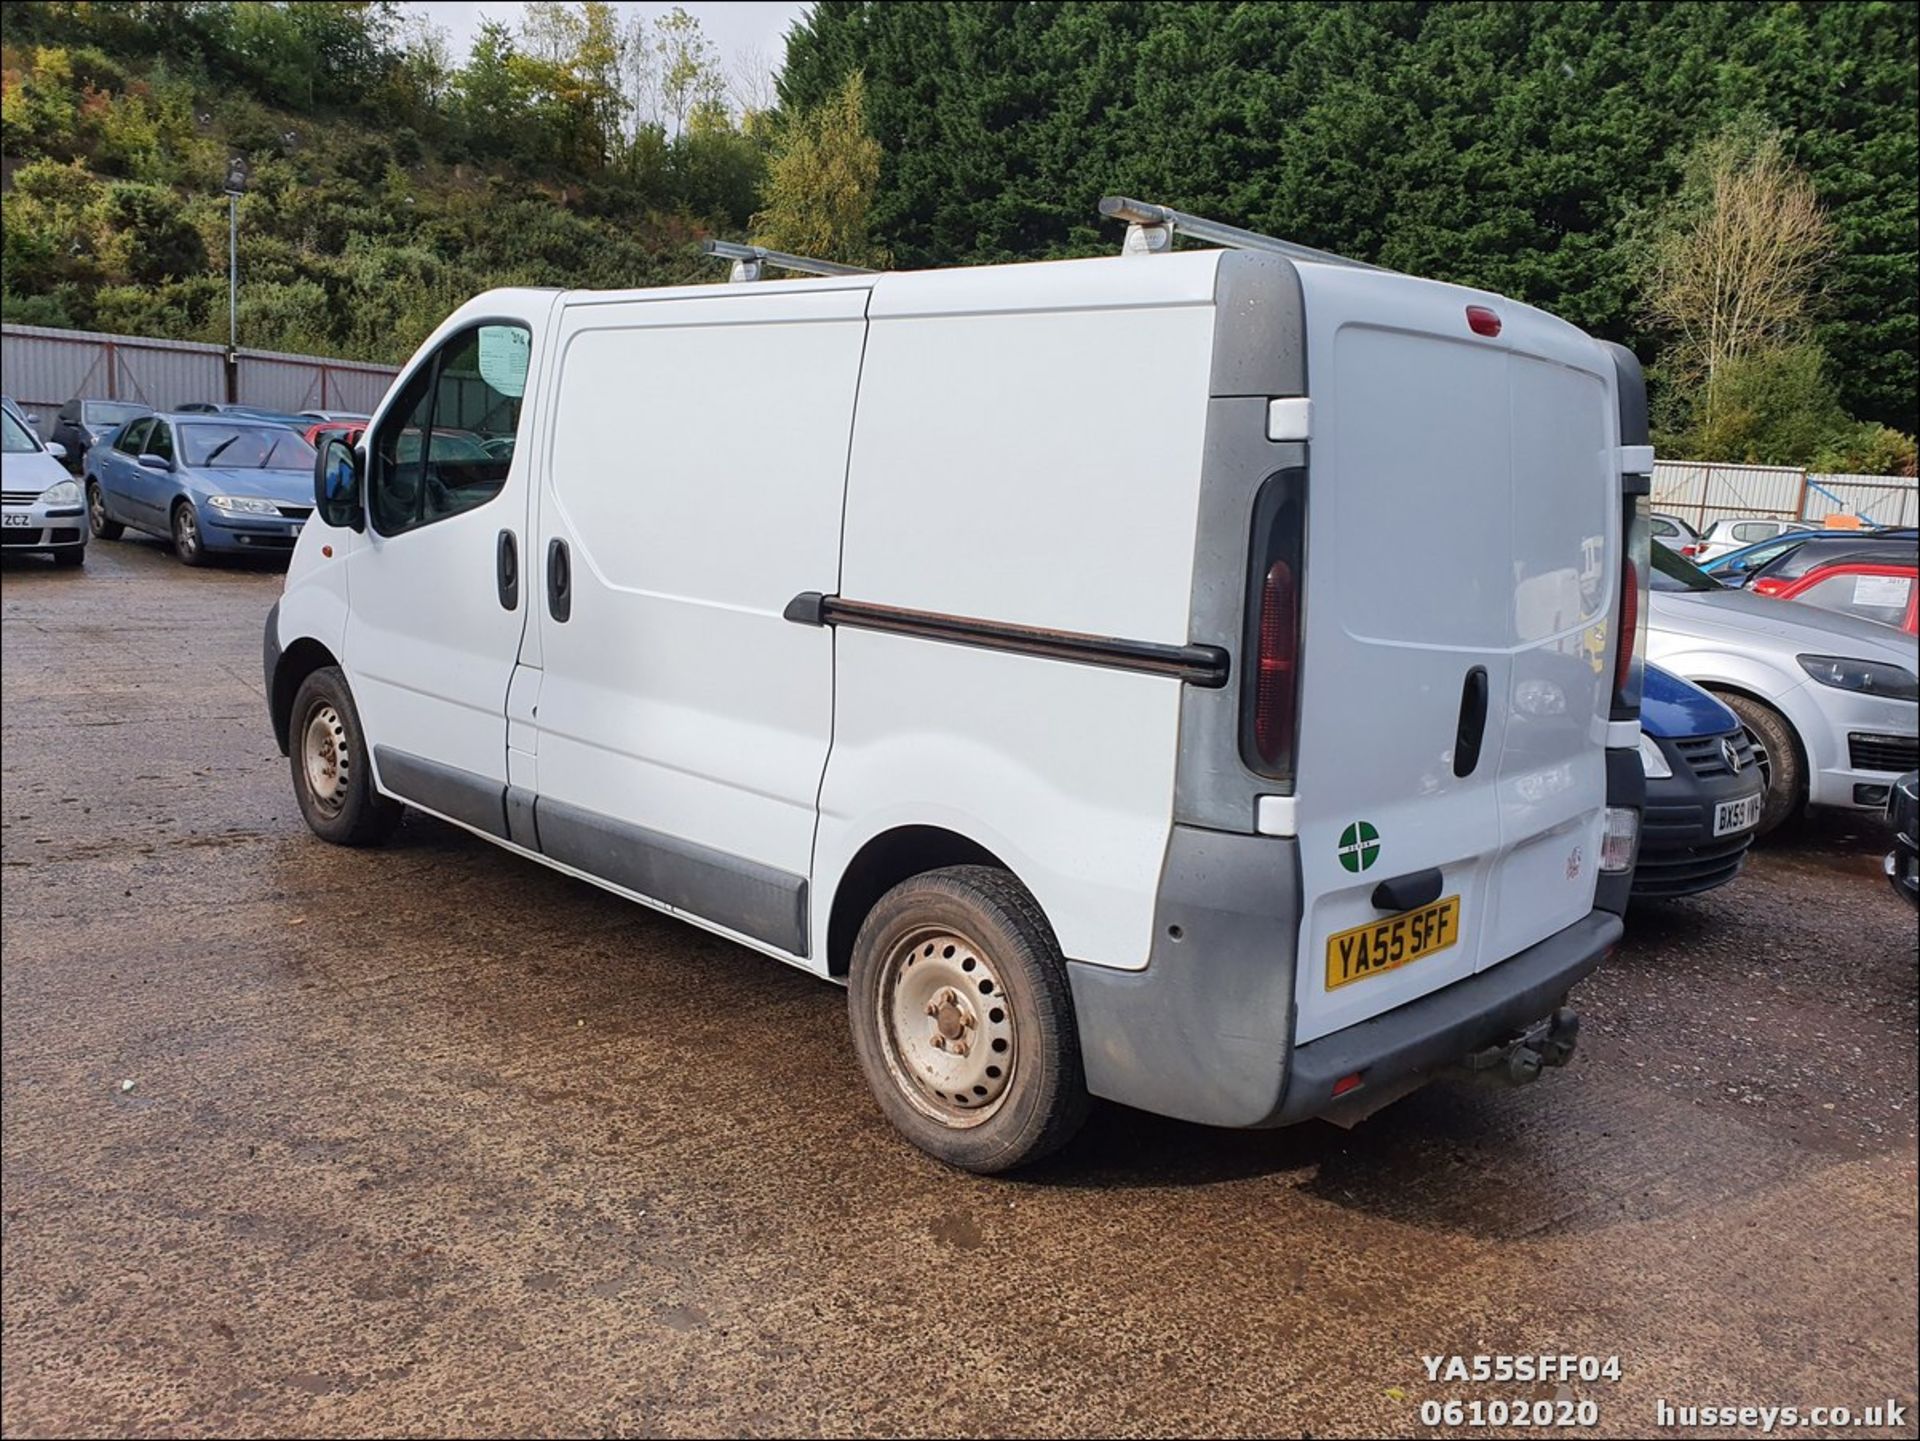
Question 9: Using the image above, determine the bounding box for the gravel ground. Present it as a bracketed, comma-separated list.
[3, 538, 1916, 1439]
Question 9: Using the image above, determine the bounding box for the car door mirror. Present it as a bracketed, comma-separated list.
[315, 436, 364, 531]
[138, 453, 172, 471]
[45, 441, 66, 461]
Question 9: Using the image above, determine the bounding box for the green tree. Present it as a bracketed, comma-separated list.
[752, 71, 885, 267]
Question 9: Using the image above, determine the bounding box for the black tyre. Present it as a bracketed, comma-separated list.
[1713, 691, 1804, 838]
[288, 666, 402, 846]
[87, 482, 123, 540]
[171, 500, 208, 566]
[53, 547, 84, 568]
[848, 865, 1089, 1173]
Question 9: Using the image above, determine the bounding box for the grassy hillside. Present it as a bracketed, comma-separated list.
[1, 1, 764, 363]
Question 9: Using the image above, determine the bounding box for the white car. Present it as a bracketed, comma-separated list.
[1648, 544, 1918, 835]
[1687, 515, 1817, 564]
[1, 399, 85, 567]
[264, 202, 1647, 1171]
[1649, 511, 1700, 551]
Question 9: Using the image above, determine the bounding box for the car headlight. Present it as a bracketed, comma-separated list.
[1638, 732, 1672, 778]
[207, 495, 283, 516]
[39, 479, 82, 505]
[1797, 654, 1919, 702]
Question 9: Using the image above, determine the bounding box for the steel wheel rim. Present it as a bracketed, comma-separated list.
[302, 704, 350, 816]
[175, 505, 198, 557]
[876, 926, 1016, 1128]
[88, 485, 107, 534]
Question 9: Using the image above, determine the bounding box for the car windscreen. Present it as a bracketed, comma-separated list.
[1651, 541, 1724, 593]
[180, 424, 317, 470]
[83, 401, 152, 426]
[3, 409, 41, 453]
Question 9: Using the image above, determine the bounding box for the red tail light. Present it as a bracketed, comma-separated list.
[1253, 560, 1298, 769]
[1614, 554, 1638, 698]
[1751, 577, 1787, 597]
[1680, 544, 1702, 557]
[1465, 305, 1502, 337]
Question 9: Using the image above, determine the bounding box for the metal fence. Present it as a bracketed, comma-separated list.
[1650, 460, 1916, 531]
[1, 323, 399, 434]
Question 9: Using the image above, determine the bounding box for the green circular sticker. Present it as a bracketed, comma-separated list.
[1338, 820, 1380, 873]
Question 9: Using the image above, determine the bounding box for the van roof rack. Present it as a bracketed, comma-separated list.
[702, 239, 875, 283]
[1097, 196, 1386, 273]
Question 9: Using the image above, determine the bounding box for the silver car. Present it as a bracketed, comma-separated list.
[1648, 544, 1917, 836]
[2, 399, 86, 567]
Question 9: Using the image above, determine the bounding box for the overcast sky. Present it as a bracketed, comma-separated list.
[405, 2, 814, 88]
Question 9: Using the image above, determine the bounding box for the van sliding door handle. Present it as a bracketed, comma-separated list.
[1453, 665, 1489, 778]
[496, 530, 518, 610]
[546, 538, 571, 623]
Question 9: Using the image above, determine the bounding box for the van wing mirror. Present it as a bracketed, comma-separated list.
[315, 436, 364, 531]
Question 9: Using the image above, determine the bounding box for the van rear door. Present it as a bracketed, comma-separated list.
[1288, 267, 1617, 1045]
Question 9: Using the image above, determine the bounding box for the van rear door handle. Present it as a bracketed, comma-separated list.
[1453, 665, 1489, 777]
[497, 530, 518, 610]
[546, 537, 571, 622]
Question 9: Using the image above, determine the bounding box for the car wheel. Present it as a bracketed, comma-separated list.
[171, 500, 208, 566]
[1713, 691, 1804, 838]
[848, 864, 1090, 1174]
[87, 482, 124, 540]
[288, 666, 403, 847]
[53, 547, 84, 569]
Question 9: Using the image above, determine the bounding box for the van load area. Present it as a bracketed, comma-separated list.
[266, 198, 1649, 1171]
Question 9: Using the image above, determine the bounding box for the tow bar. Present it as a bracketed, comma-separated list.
[1458, 1008, 1581, 1086]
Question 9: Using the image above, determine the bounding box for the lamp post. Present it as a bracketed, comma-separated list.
[223, 157, 248, 388]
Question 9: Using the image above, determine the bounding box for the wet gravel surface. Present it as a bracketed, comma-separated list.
[4, 540, 1916, 1439]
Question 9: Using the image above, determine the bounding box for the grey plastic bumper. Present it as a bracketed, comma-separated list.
[1066, 824, 1621, 1130]
[263, 600, 287, 754]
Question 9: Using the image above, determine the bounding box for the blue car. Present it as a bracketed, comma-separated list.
[1633, 664, 1768, 899]
[84, 412, 316, 565]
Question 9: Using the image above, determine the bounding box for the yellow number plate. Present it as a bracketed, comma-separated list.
[1325, 896, 1463, 991]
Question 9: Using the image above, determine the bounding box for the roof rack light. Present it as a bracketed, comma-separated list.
[1097, 196, 1386, 273]
[701, 239, 875, 283]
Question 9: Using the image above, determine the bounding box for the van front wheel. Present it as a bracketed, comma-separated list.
[848, 865, 1089, 1173]
[289, 666, 402, 847]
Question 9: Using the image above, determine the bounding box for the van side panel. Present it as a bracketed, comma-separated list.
[530, 287, 870, 962]
[816, 254, 1220, 970]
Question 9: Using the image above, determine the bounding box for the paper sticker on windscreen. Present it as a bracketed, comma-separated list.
[1853, 574, 1912, 609]
[478, 325, 530, 398]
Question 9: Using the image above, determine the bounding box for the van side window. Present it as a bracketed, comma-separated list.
[368, 322, 529, 536]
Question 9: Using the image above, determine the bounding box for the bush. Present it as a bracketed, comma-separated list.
[1687, 345, 1852, 467]
[1814, 424, 1919, 478]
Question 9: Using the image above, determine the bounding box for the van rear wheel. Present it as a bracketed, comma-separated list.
[289, 666, 402, 846]
[848, 865, 1089, 1173]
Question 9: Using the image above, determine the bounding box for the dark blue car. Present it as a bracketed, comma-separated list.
[84, 412, 316, 566]
[1633, 664, 1768, 899]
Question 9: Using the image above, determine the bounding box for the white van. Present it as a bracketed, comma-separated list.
[265, 202, 1652, 1172]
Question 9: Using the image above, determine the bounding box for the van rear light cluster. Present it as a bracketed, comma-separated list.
[1240, 467, 1307, 783]
[1611, 496, 1651, 720]
[1613, 553, 1639, 699]
[1252, 560, 1298, 768]
[1599, 807, 1640, 873]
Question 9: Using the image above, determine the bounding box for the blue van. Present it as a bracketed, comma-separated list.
[1634, 665, 1767, 899]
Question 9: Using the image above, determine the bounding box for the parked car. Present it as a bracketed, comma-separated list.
[1647, 543, 1919, 836]
[2, 394, 38, 434]
[86, 412, 316, 566]
[267, 224, 1650, 1172]
[1885, 771, 1918, 908]
[1683, 516, 1817, 563]
[1747, 539, 1919, 635]
[302, 419, 365, 448]
[1633, 665, 1765, 899]
[1705, 527, 1919, 589]
[2, 401, 86, 567]
[1649, 512, 1700, 551]
[298, 410, 370, 424]
[175, 402, 313, 430]
[50, 397, 153, 474]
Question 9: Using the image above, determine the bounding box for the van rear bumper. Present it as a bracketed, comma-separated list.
[1066, 824, 1620, 1130]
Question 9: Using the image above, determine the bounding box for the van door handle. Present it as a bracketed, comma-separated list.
[546, 537, 571, 622]
[1453, 665, 1489, 778]
[496, 530, 518, 610]
[1372, 868, 1443, 913]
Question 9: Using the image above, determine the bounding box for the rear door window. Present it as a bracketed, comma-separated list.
[115, 419, 150, 455]
[1798, 569, 1915, 628]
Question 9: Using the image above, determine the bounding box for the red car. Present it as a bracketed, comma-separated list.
[1751, 555, 1919, 634]
[302, 419, 364, 448]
